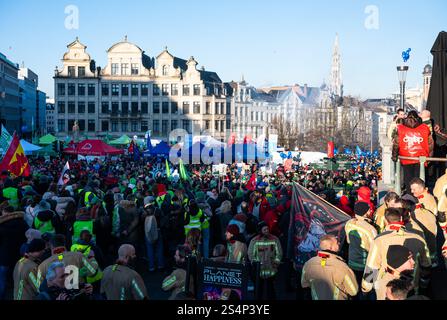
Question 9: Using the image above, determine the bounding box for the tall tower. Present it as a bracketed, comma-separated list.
[422, 64, 432, 108]
[330, 33, 343, 98]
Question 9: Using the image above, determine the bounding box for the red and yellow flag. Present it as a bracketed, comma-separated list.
[0, 132, 30, 177]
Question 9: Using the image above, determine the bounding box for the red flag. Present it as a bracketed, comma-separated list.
[128, 141, 134, 154]
[246, 173, 257, 191]
[0, 132, 30, 177]
[284, 159, 293, 172]
[228, 133, 236, 146]
[327, 141, 334, 159]
[243, 135, 252, 144]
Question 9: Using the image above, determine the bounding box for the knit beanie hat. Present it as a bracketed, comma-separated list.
[387, 245, 412, 269]
[234, 213, 248, 223]
[226, 224, 240, 237]
[257, 221, 268, 233]
[27, 239, 46, 253]
[354, 201, 370, 216]
[195, 191, 206, 202]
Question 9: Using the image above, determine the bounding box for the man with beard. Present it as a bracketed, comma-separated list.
[100, 244, 148, 300]
[13, 239, 46, 300]
[162, 245, 193, 300]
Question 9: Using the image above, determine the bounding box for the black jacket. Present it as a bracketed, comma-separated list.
[0, 212, 28, 267]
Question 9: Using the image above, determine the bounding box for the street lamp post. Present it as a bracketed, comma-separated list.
[397, 66, 409, 112]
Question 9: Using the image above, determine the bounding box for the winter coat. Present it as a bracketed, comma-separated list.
[53, 196, 75, 218]
[248, 234, 283, 278]
[337, 196, 354, 217]
[0, 212, 28, 267]
[226, 234, 247, 264]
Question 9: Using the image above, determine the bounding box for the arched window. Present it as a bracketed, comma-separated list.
[162, 65, 168, 76]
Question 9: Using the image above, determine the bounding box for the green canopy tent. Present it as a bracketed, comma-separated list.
[38, 134, 57, 145]
[109, 134, 132, 145]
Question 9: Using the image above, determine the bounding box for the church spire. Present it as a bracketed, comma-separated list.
[330, 33, 343, 98]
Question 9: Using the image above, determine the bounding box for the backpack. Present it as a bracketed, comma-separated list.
[144, 215, 158, 244]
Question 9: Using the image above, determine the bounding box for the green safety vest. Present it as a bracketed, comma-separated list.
[73, 220, 95, 243]
[84, 191, 96, 208]
[34, 216, 55, 234]
[184, 209, 205, 235]
[3, 187, 19, 209]
[70, 243, 103, 283]
[156, 194, 173, 208]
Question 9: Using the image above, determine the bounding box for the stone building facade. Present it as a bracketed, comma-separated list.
[54, 37, 233, 141]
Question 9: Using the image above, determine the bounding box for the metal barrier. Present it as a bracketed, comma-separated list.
[395, 156, 447, 194]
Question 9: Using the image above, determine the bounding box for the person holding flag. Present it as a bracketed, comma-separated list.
[57, 161, 70, 186]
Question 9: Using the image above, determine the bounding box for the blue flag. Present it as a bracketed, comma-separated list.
[344, 148, 352, 155]
[134, 144, 141, 161]
[146, 130, 153, 154]
[334, 148, 338, 155]
[356, 146, 362, 156]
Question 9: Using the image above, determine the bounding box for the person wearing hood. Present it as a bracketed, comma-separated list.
[101, 244, 148, 300]
[225, 224, 247, 264]
[337, 195, 354, 217]
[20, 229, 42, 257]
[162, 245, 193, 300]
[356, 186, 375, 218]
[248, 222, 282, 300]
[32, 200, 62, 235]
[13, 239, 46, 300]
[0, 206, 28, 299]
[392, 110, 433, 193]
[344, 202, 378, 298]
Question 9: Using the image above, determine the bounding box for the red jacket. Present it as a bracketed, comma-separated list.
[337, 195, 354, 217]
[248, 197, 270, 221]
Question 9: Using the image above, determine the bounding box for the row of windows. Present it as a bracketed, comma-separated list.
[67, 66, 86, 77]
[57, 101, 96, 114]
[57, 83, 203, 97]
[234, 108, 274, 122]
[58, 101, 230, 115]
[57, 119, 231, 134]
[57, 119, 96, 132]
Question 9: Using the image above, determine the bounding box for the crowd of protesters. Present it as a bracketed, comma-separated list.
[0, 108, 446, 301]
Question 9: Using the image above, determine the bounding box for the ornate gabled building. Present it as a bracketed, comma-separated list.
[54, 37, 233, 141]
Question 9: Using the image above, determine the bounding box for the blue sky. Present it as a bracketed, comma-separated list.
[0, 0, 445, 99]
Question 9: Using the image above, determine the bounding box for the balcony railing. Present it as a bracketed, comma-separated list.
[394, 156, 447, 194]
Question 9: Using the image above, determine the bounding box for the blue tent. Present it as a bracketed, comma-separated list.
[174, 142, 226, 164]
[143, 141, 171, 157]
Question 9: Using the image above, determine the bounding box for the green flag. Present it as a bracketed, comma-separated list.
[166, 159, 171, 179]
[0, 125, 12, 155]
[179, 159, 190, 181]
